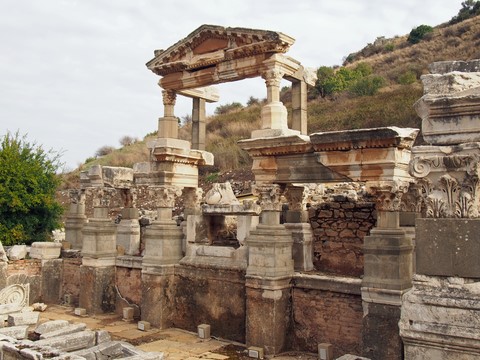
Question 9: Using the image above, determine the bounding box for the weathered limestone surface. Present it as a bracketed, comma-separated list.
[7, 246, 27, 261]
[116, 208, 141, 256]
[41, 259, 63, 304]
[29, 242, 62, 260]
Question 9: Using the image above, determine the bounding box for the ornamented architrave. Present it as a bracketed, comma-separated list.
[252, 183, 283, 211]
[410, 151, 480, 218]
[148, 185, 182, 208]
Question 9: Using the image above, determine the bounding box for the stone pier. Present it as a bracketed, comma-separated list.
[80, 188, 117, 314]
[141, 185, 182, 328]
[64, 190, 87, 250]
[245, 184, 294, 355]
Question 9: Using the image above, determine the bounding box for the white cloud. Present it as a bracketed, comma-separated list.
[0, 0, 462, 168]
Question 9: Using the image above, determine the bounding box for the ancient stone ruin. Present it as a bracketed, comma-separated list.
[2, 25, 480, 360]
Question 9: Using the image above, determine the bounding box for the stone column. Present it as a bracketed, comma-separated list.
[158, 89, 178, 139]
[116, 188, 140, 256]
[80, 187, 117, 315]
[283, 185, 313, 271]
[245, 184, 294, 355]
[291, 80, 307, 135]
[141, 185, 182, 328]
[361, 181, 414, 360]
[183, 187, 206, 246]
[192, 97, 206, 150]
[64, 189, 87, 250]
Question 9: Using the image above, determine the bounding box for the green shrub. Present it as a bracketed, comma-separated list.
[450, 0, 480, 24]
[214, 102, 243, 115]
[384, 43, 395, 52]
[348, 75, 386, 96]
[0, 132, 63, 245]
[397, 70, 417, 85]
[408, 25, 434, 44]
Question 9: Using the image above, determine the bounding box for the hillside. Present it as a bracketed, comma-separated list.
[64, 12, 480, 187]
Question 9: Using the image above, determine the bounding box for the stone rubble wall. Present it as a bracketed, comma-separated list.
[308, 196, 376, 277]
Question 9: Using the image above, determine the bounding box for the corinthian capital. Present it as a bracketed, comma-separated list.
[162, 89, 177, 106]
[149, 185, 182, 208]
[253, 183, 282, 211]
[366, 180, 410, 212]
[262, 68, 284, 87]
[284, 185, 310, 211]
[90, 187, 117, 207]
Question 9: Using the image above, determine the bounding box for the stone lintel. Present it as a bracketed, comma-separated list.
[238, 134, 312, 156]
[177, 86, 220, 102]
[293, 273, 361, 295]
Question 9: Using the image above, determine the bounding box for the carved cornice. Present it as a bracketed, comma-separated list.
[253, 183, 283, 211]
[148, 185, 182, 208]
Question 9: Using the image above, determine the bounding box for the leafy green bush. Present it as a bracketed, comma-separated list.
[384, 43, 395, 52]
[316, 63, 376, 97]
[0, 132, 63, 245]
[408, 25, 434, 44]
[397, 70, 417, 85]
[214, 102, 243, 115]
[348, 75, 386, 96]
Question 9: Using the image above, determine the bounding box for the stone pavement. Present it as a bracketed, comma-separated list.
[36, 305, 317, 360]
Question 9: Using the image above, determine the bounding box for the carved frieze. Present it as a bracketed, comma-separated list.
[148, 185, 182, 208]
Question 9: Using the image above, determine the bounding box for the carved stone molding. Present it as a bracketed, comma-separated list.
[89, 187, 117, 207]
[366, 180, 410, 212]
[148, 185, 182, 208]
[410, 153, 480, 179]
[253, 183, 282, 211]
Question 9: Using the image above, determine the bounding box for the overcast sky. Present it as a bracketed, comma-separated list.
[0, 0, 462, 169]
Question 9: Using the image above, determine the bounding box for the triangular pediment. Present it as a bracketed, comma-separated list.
[146, 24, 295, 76]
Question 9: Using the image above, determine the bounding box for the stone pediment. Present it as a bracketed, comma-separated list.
[146, 24, 295, 76]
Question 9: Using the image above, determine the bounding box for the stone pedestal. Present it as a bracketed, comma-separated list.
[141, 186, 183, 327]
[361, 210, 414, 360]
[80, 207, 117, 314]
[116, 208, 140, 256]
[400, 275, 480, 359]
[65, 203, 87, 250]
[284, 222, 313, 272]
[245, 202, 294, 355]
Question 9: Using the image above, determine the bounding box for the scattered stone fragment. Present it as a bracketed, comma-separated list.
[32, 302, 48, 312]
[35, 319, 70, 335]
[95, 329, 111, 344]
[7, 311, 39, 326]
[137, 321, 150, 331]
[7, 245, 27, 260]
[0, 325, 29, 339]
[74, 307, 87, 316]
[35, 329, 96, 352]
[40, 323, 87, 339]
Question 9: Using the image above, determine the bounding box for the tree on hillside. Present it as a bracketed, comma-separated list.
[0, 132, 63, 245]
[450, 0, 480, 24]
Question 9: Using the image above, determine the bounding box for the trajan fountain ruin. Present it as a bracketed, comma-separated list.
[1, 25, 480, 360]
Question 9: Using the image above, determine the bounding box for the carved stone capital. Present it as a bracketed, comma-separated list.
[68, 189, 85, 205]
[262, 68, 284, 88]
[284, 185, 310, 211]
[183, 187, 203, 210]
[120, 188, 137, 208]
[253, 183, 282, 211]
[90, 187, 117, 207]
[366, 181, 410, 212]
[162, 89, 177, 106]
[410, 148, 480, 218]
[149, 185, 182, 208]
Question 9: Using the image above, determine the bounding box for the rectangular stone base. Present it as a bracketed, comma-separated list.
[79, 266, 116, 315]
